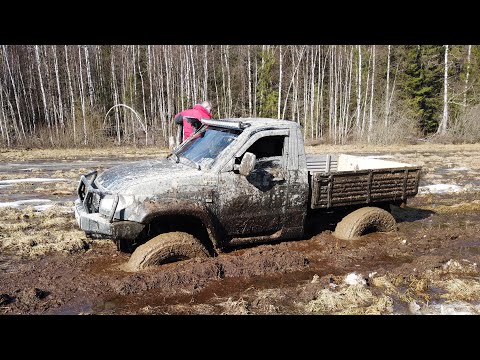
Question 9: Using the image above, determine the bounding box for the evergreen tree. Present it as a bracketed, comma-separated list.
[401, 45, 444, 134]
[256, 50, 278, 118]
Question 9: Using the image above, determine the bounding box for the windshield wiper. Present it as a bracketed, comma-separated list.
[179, 156, 201, 170]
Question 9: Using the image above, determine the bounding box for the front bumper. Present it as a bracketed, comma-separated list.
[75, 199, 145, 239]
[75, 171, 144, 240]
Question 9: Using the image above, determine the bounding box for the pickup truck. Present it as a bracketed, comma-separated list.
[74, 118, 422, 271]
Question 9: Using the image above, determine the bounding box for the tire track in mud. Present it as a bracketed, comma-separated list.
[109, 243, 309, 296]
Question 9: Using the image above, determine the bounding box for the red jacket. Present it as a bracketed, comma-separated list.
[174, 104, 212, 140]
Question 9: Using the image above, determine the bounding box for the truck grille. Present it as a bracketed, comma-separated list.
[91, 193, 101, 212]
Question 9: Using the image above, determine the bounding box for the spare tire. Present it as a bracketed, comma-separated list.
[333, 207, 397, 240]
[126, 232, 210, 271]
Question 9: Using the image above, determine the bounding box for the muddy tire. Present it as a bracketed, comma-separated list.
[333, 207, 397, 240]
[126, 232, 210, 271]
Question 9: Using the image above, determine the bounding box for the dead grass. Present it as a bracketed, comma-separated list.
[0, 205, 89, 257]
[250, 288, 284, 314]
[435, 279, 480, 302]
[305, 284, 393, 315]
[160, 304, 217, 315]
[0, 146, 169, 162]
[218, 297, 251, 315]
[419, 201, 480, 214]
[305, 143, 480, 156]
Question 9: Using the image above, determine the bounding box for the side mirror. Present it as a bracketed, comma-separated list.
[238, 152, 256, 176]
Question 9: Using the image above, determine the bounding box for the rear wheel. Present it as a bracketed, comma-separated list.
[126, 232, 210, 271]
[333, 206, 397, 240]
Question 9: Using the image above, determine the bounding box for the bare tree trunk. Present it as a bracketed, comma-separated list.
[148, 45, 154, 123]
[17, 56, 33, 133]
[277, 45, 283, 119]
[163, 46, 172, 121]
[138, 47, 148, 145]
[253, 53, 257, 117]
[35, 45, 53, 145]
[2, 46, 26, 140]
[282, 46, 306, 120]
[303, 58, 308, 140]
[212, 48, 220, 118]
[333, 46, 338, 143]
[385, 45, 391, 126]
[183, 46, 190, 106]
[361, 51, 372, 137]
[356, 45, 362, 133]
[52, 45, 65, 130]
[247, 45, 252, 117]
[368, 45, 376, 143]
[65, 46, 76, 143]
[220, 45, 227, 117]
[78, 46, 87, 145]
[225, 45, 232, 116]
[318, 46, 328, 139]
[84, 45, 95, 108]
[5, 92, 21, 141]
[310, 46, 316, 139]
[344, 47, 354, 143]
[111, 47, 121, 144]
[387, 62, 399, 116]
[463, 44, 471, 108]
[0, 82, 11, 146]
[328, 47, 333, 139]
[293, 51, 300, 123]
[203, 45, 208, 102]
[438, 45, 449, 135]
[190, 45, 197, 102]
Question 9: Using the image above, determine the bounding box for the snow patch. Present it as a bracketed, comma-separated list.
[422, 302, 480, 315]
[0, 199, 54, 211]
[419, 184, 463, 194]
[344, 272, 366, 286]
[444, 167, 470, 172]
[0, 177, 68, 185]
[365, 155, 395, 159]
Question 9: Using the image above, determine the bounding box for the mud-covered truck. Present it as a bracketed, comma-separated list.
[75, 118, 421, 271]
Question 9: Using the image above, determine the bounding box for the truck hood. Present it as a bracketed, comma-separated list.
[95, 158, 204, 195]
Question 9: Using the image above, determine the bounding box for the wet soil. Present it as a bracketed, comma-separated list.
[1, 146, 480, 314]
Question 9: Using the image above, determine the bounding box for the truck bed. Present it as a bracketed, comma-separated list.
[307, 154, 421, 209]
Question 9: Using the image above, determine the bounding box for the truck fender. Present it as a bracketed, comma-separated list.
[131, 198, 223, 250]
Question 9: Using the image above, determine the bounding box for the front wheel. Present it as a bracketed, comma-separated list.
[333, 207, 397, 240]
[126, 232, 210, 271]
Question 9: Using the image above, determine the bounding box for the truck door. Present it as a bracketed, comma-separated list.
[217, 130, 288, 237]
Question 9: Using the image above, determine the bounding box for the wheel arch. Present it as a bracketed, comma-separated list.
[134, 198, 223, 252]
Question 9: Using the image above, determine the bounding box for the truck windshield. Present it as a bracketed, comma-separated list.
[174, 126, 240, 169]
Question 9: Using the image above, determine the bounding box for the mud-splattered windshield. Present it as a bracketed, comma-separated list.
[173, 126, 240, 169]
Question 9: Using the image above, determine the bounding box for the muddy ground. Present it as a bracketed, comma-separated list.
[1, 144, 480, 315]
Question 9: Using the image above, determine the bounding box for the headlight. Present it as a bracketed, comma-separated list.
[99, 195, 115, 216]
[99, 194, 135, 217]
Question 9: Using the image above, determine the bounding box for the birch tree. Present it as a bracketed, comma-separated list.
[438, 45, 449, 134]
[385, 45, 391, 126]
[463, 44, 471, 108]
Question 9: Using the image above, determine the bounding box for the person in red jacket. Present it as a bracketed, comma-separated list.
[174, 100, 213, 142]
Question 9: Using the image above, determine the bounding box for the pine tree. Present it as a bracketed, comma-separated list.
[256, 49, 278, 118]
[401, 45, 444, 134]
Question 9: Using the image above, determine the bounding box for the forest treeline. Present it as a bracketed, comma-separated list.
[0, 45, 479, 148]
